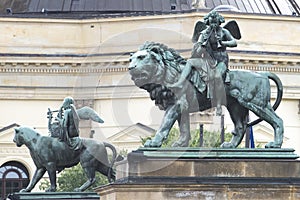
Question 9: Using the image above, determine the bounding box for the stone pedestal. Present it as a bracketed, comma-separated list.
[95, 148, 300, 200]
[7, 192, 100, 200]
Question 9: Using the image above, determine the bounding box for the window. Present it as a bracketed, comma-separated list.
[0, 162, 29, 199]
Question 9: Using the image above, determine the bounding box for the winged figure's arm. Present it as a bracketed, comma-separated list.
[221, 28, 237, 48]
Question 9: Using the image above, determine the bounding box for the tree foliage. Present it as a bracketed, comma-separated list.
[39, 164, 108, 192]
[142, 127, 232, 148]
[58, 164, 108, 192]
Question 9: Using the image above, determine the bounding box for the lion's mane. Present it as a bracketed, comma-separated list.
[139, 41, 186, 81]
[137, 42, 187, 110]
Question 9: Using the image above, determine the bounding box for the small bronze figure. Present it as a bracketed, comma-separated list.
[47, 97, 105, 150]
[169, 10, 240, 116]
[55, 96, 81, 150]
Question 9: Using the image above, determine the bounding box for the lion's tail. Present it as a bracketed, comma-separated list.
[104, 142, 119, 183]
[247, 72, 283, 127]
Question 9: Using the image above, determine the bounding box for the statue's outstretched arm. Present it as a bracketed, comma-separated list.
[221, 29, 237, 48]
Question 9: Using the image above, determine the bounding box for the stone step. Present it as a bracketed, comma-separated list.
[7, 192, 99, 200]
[134, 147, 299, 159]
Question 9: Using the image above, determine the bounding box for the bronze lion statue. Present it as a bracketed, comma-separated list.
[128, 42, 283, 148]
[13, 126, 117, 192]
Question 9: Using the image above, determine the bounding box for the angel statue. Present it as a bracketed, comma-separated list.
[169, 10, 241, 116]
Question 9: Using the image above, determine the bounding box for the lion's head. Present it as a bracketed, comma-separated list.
[13, 127, 40, 147]
[128, 42, 185, 87]
[128, 42, 186, 110]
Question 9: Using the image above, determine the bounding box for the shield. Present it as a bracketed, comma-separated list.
[69, 104, 80, 137]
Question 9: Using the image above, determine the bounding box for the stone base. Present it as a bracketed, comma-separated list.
[95, 148, 300, 200]
[6, 192, 100, 200]
[97, 183, 300, 200]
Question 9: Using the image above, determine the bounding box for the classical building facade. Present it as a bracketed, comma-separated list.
[0, 0, 300, 197]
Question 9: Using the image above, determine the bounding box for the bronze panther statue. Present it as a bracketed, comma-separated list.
[13, 126, 117, 192]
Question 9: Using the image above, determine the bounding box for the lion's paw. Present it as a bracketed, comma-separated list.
[172, 140, 189, 147]
[19, 188, 29, 193]
[74, 188, 81, 192]
[144, 139, 152, 147]
[265, 141, 281, 148]
[45, 187, 56, 192]
[172, 141, 181, 147]
[220, 142, 235, 148]
[144, 139, 162, 147]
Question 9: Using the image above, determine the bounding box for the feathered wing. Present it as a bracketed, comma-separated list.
[70, 104, 80, 137]
[192, 21, 207, 43]
[223, 20, 241, 40]
[77, 106, 104, 123]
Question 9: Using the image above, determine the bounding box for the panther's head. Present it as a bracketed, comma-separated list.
[13, 126, 39, 147]
[13, 127, 25, 147]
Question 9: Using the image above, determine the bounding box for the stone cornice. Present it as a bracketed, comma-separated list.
[0, 62, 129, 74]
[229, 63, 300, 73]
[0, 59, 299, 74]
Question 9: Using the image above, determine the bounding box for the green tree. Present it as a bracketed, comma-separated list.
[190, 128, 233, 148]
[142, 127, 232, 148]
[58, 164, 108, 192]
[39, 164, 108, 192]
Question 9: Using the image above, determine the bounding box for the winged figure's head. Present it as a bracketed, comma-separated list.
[204, 10, 225, 28]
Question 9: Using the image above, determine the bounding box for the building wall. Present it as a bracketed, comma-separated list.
[0, 11, 300, 190]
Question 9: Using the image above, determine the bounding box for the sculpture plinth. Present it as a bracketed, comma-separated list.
[95, 148, 300, 200]
[7, 192, 99, 200]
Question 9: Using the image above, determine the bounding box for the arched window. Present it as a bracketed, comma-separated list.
[0, 161, 29, 199]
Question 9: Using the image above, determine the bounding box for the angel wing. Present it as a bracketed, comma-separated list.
[192, 20, 207, 43]
[223, 20, 241, 40]
[77, 106, 104, 123]
[70, 104, 80, 137]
